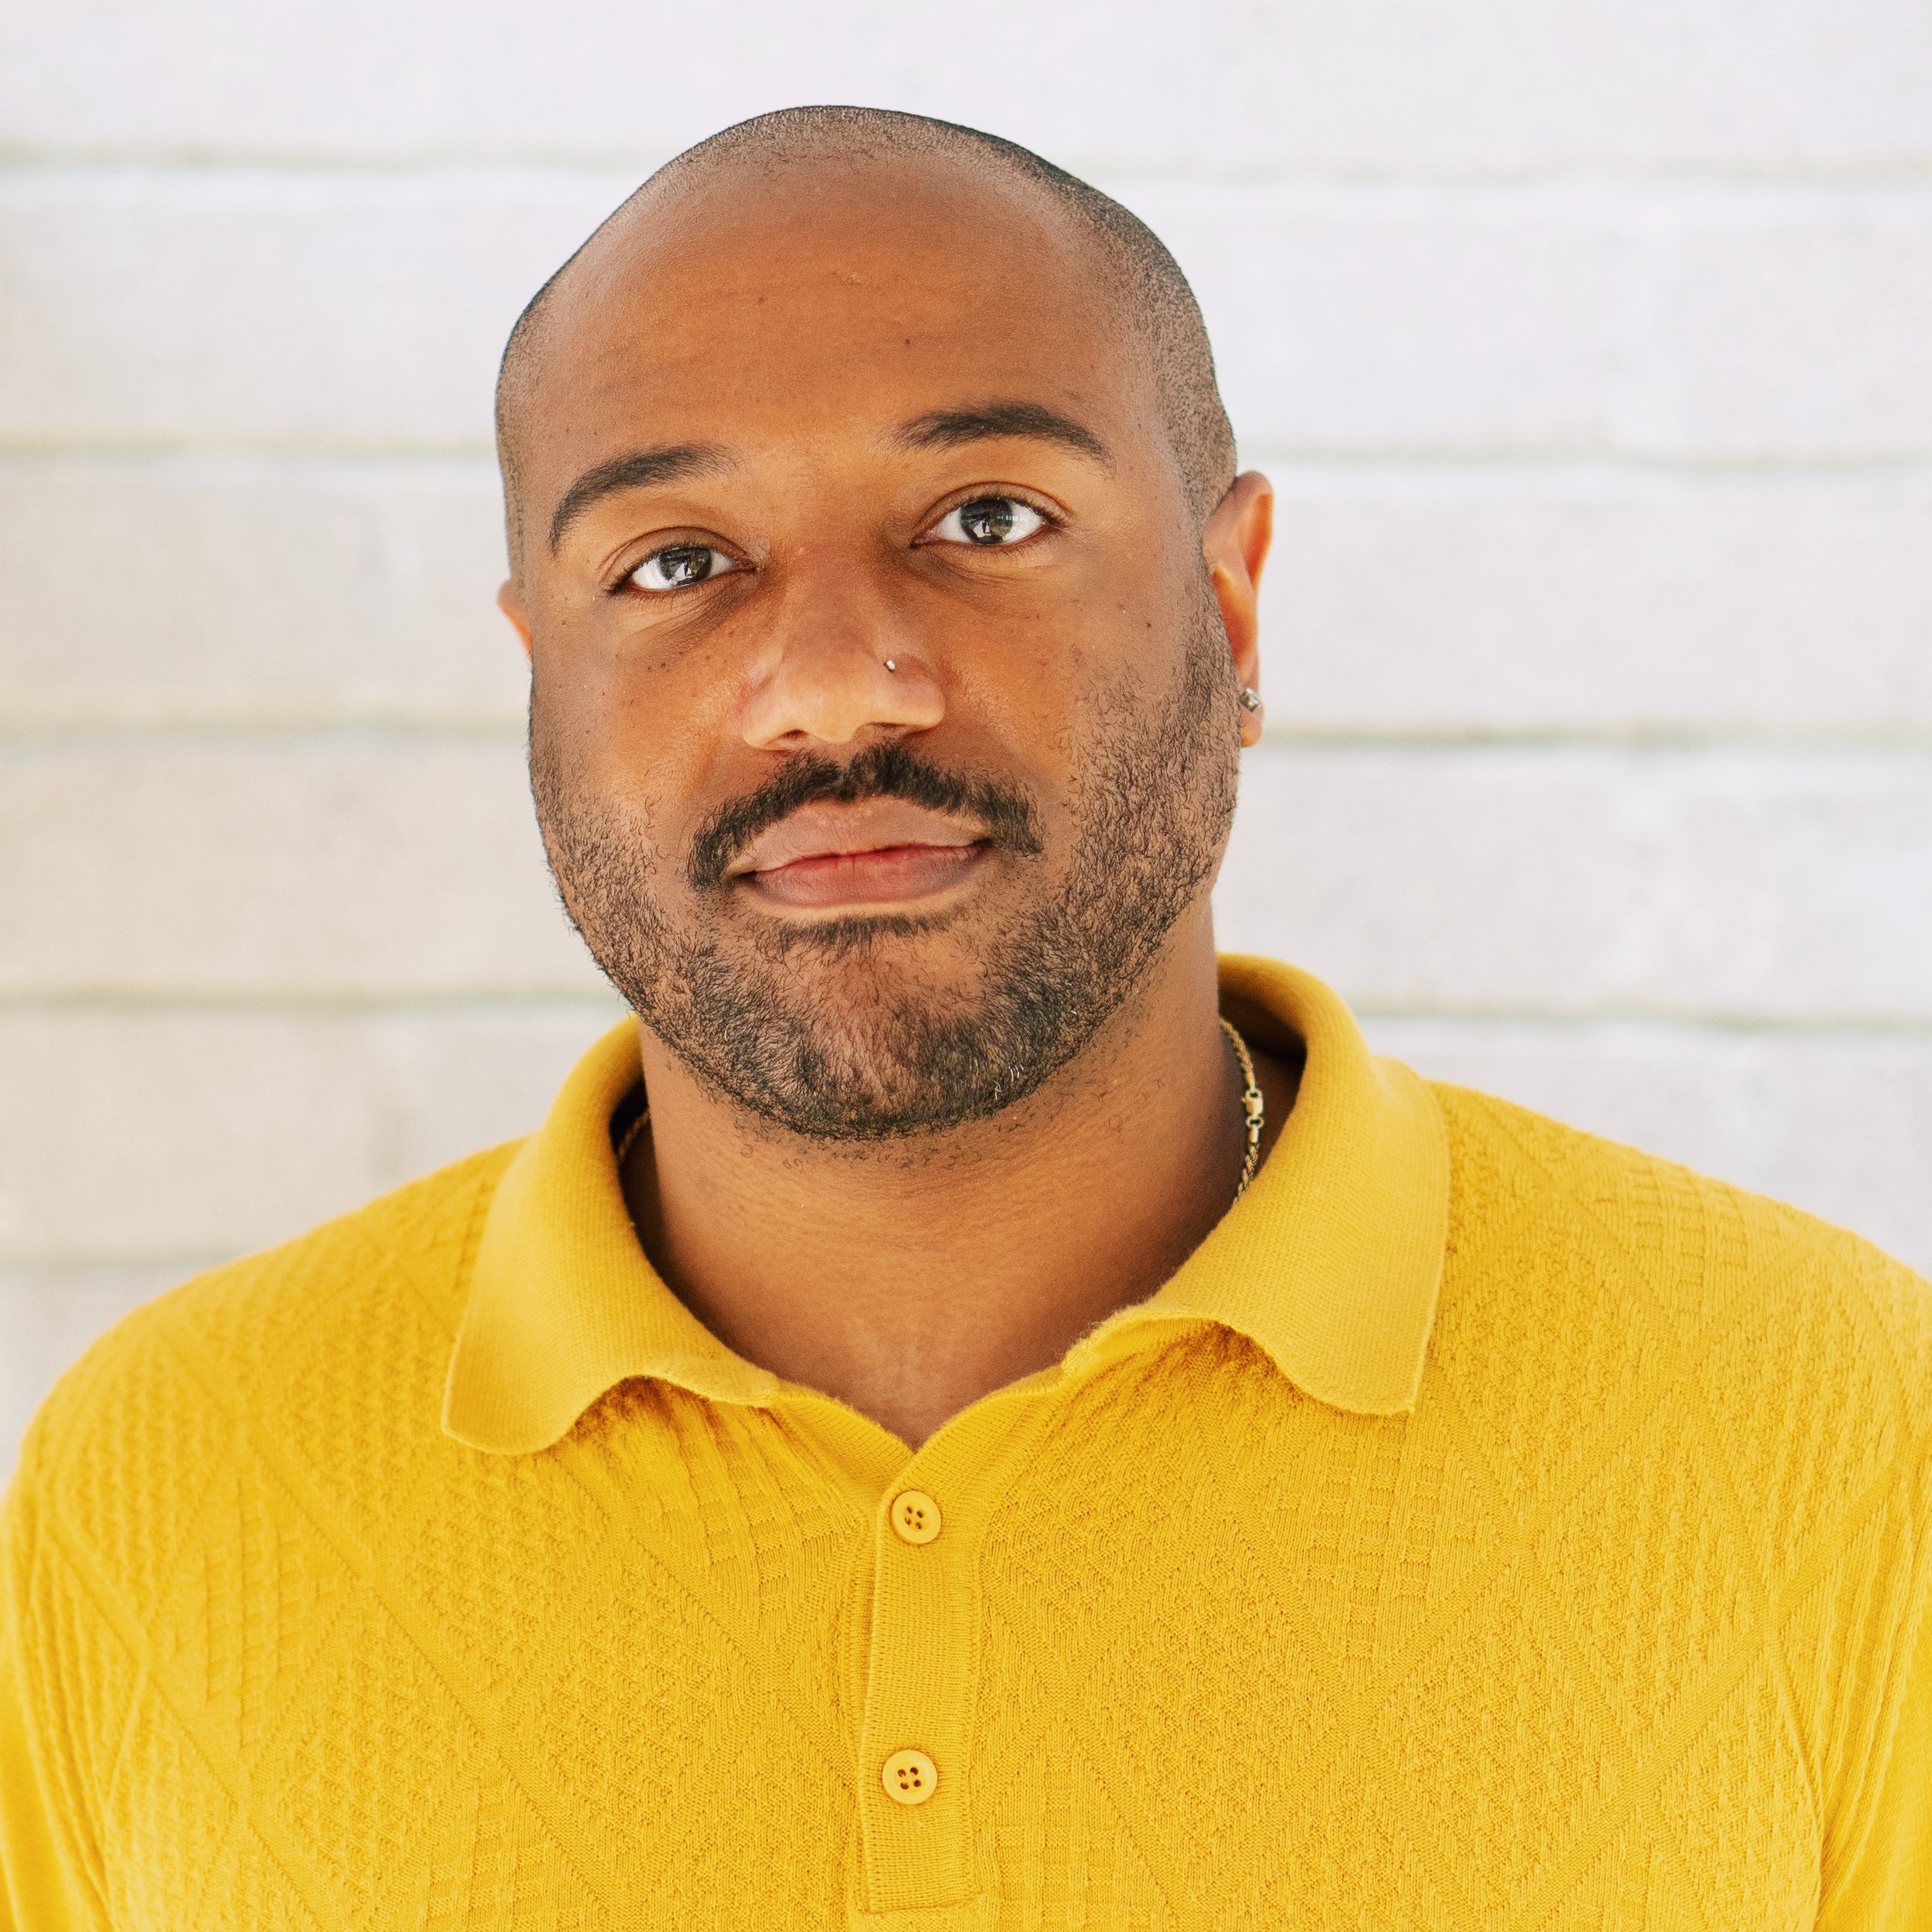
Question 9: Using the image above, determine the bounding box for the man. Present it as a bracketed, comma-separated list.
[3, 106, 1928, 1930]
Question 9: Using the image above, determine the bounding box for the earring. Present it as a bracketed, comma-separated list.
[884, 658, 898, 673]
[1239, 687, 1262, 713]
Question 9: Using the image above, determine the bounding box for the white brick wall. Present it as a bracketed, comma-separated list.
[5, 0, 1930, 1469]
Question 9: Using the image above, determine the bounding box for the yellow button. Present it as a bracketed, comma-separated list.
[882, 1748, 937, 1805]
[890, 1490, 942, 1546]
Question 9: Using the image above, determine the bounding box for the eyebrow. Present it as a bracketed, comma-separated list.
[548, 444, 732, 553]
[891, 401, 1111, 465]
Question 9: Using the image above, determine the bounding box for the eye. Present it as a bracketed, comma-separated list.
[628, 543, 738, 593]
[929, 496, 1047, 547]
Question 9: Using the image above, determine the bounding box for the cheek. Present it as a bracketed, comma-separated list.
[532, 618, 736, 811]
[1049, 590, 1185, 733]
[528, 691, 670, 883]
[944, 583, 1124, 754]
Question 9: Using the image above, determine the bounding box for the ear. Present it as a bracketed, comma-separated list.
[498, 579, 533, 662]
[1202, 471, 1273, 746]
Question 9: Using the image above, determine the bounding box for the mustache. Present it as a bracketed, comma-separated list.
[687, 740, 1045, 891]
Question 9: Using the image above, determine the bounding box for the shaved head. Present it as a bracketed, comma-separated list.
[495, 105, 1236, 558]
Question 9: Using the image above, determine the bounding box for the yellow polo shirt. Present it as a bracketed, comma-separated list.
[5, 957, 1930, 1929]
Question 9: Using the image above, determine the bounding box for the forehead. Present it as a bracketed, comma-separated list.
[513, 156, 1153, 497]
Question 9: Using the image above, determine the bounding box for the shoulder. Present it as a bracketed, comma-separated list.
[1427, 1081, 1932, 1551]
[9, 1142, 522, 1622]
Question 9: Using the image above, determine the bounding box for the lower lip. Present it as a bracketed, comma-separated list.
[743, 842, 983, 910]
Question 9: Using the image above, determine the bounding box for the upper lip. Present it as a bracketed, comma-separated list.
[726, 798, 986, 878]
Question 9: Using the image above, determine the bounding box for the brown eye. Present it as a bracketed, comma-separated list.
[931, 497, 1045, 546]
[630, 544, 736, 592]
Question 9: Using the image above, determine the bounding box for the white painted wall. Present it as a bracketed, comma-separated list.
[4, 0, 1930, 1465]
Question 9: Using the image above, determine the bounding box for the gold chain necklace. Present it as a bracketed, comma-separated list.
[1220, 1016, 1265, 1198]
[614, 1021, 1265, 1196]
[614, 1104, 652, 1169]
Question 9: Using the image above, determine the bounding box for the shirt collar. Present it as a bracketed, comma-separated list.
[443, 956, 1450, 1454]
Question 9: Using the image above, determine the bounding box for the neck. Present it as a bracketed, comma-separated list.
[623, 913, 1294, 1447]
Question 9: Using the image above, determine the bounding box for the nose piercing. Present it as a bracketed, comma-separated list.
[1239, 686, 1262, 713]
[885, 658, 897, 672]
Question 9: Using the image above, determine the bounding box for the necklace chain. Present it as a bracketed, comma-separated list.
[1220, 1016, 1266, 1199]
[614, 1104, 652, 1169]
[614, 1020, 1265, 1197]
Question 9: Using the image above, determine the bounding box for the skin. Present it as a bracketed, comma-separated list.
[499, 151, 1289, 1448]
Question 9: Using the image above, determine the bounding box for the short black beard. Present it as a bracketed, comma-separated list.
[530, 596, 1242, 1141]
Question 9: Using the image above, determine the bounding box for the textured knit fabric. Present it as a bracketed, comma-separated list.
[4, 957, 1931, 1930]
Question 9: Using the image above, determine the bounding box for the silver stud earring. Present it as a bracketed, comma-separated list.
[1239, 686, 1263, 713]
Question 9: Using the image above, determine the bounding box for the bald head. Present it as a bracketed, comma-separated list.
[495, 107, 1236, 556]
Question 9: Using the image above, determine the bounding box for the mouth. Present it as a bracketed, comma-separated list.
[726, 799, 989, 913]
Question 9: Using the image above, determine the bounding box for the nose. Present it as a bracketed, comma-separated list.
[738, 563, 944, 750]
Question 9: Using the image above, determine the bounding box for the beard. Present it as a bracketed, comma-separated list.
[531, 593, 1242, 1141]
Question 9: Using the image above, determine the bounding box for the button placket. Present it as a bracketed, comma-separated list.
[849, 1394, 1059, 1927]
[853, 1464, 982, 1920]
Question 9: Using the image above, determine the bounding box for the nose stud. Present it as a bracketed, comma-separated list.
[885, 658, 897, 673]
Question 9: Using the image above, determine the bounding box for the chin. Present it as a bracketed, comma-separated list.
[698, 964, 1053, 1141]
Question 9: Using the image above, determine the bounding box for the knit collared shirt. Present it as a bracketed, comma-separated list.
[5, 957, 1931, 1929]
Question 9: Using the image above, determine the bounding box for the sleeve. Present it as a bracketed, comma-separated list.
[0, 1440, 110, 1932]
[1815, 1474, 1932, 1930]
